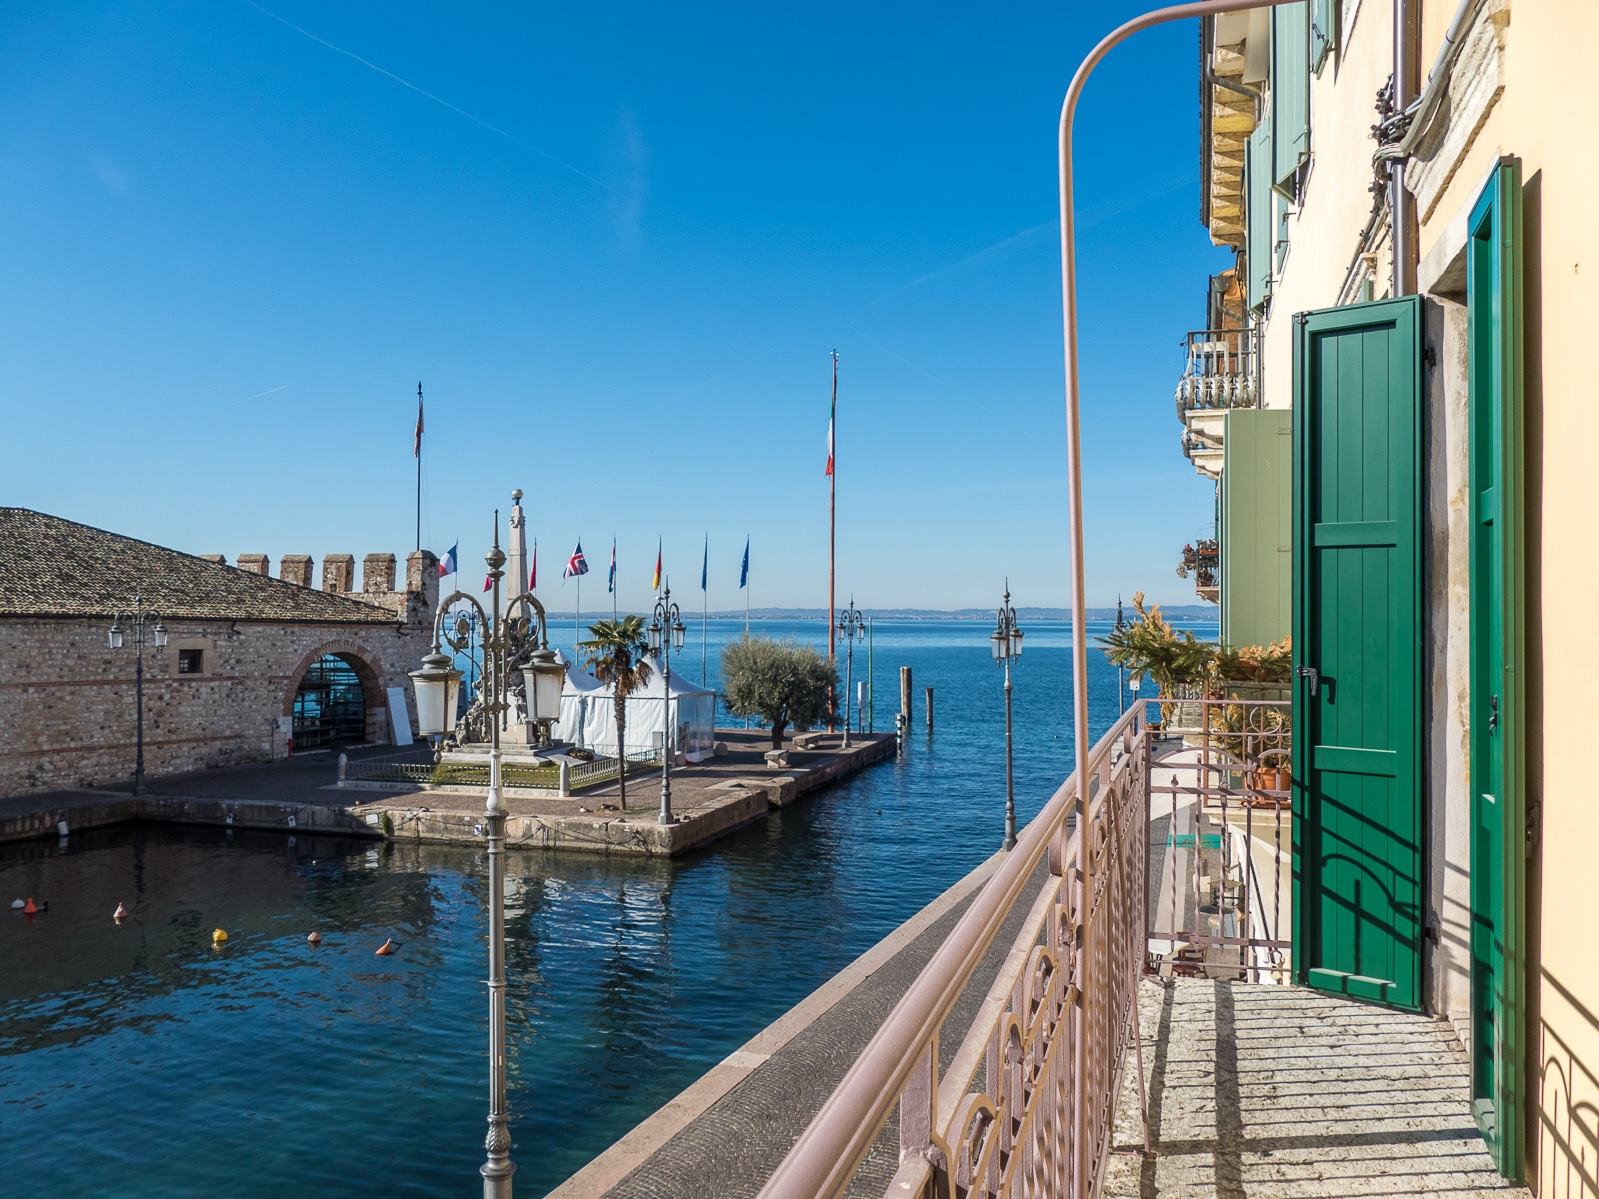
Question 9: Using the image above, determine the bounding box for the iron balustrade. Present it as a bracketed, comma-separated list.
[1173, 326, 1260, 415]
[757, 704, 1152, 1199]
[1145, 694, 1293, 984]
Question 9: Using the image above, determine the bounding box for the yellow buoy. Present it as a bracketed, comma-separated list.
[212, 928, 229, 944]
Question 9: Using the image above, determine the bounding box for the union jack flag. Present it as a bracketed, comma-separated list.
[564, 541, 589, 579]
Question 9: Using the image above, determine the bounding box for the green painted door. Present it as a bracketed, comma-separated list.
[1292, 297, 1424, 1010]
[1468, 157, 1525, 1176]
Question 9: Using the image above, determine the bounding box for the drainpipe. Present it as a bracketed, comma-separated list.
[1390, 0, 1419, 295]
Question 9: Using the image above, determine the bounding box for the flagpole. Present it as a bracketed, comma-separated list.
[415, 382, 423, 553]
[828, 351, 837, 731]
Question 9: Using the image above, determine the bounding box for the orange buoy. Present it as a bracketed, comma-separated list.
[375, 938, 395, 956]
[24, 898, 38, 915]
[307, 931, 322, 945]
[114, 903, 129, 920]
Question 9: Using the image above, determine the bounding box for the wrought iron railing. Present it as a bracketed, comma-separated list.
[1147, 695, 1292, 983]
[1173, 326, 1259, 415]
[340, 748, 657, 791]
[758, 704, 1151, 1199]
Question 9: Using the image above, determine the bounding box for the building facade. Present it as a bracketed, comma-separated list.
[0, 509, 438, 797]
[1176, 1, 1598, 1192]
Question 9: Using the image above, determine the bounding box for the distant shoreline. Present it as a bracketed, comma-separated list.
[532, 606, 1218, 622]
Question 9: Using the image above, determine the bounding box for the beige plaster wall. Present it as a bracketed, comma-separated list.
[1414, 2, 1599, 1193]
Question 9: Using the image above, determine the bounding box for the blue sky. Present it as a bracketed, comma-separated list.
[1, 1, 1229, 613]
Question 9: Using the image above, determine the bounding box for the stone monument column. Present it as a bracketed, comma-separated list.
[503, 489, 527, 618]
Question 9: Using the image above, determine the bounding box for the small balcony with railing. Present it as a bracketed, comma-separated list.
[1175, 326, 1260, 480]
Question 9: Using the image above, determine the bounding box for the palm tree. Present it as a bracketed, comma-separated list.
[578, 615, 653, 811]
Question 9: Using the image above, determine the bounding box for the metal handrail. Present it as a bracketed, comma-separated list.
[1174, 325, 1261, 414]
[757, 703, 1148, 1199]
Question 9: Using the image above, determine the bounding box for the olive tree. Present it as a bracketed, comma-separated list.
[720, 635, 837, 749]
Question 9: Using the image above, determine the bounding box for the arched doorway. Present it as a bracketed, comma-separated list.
[292, 654, 368, 749]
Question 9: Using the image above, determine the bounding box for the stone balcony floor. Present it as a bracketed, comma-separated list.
[1105, 979, 1532, 1198]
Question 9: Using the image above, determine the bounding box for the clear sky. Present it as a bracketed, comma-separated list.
[2, 1, 1229, 614]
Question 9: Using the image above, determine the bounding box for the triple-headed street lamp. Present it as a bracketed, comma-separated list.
[836, 598, 865, 748]
[647, 582, 687, 826]
[408, 510, 564, 1199]
[109, 597, 167, 797]
[990, 584, 1025, 851]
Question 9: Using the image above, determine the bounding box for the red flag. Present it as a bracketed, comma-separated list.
[530, 542, 537, 591]
[414, 387, 424, 458]
[482, 572, 492, 593]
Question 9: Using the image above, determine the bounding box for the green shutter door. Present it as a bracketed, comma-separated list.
[1293, 296, 1424, 1010]
[1467, 157, 1525, 1177]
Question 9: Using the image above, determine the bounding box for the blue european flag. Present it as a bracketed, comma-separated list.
[739, 538, 749, 589]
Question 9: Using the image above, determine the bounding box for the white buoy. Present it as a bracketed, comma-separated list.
[9, 898, 23, 910]
[57, 820, 69, 837]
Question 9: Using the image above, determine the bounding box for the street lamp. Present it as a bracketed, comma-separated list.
[108, 596, 167, 797]
[647, 581, 687, 825]
[990, 583, 1024, 851]
[836, 598, 865, 748]
[409, 505, 560, 1199]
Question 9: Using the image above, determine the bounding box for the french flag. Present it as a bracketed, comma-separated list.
[438, 543, 457, 577]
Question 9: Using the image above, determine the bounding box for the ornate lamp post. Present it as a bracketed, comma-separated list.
[647, 582, 687, 825]
[990, 584, 1024, 851]
[409, 508, 563, 1199]
[836, 598, 865, 748]
[108, 597, 167, 797]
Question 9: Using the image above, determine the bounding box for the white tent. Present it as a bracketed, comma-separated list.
[551, 649, 605, 748]
[581, 656, 717, 762]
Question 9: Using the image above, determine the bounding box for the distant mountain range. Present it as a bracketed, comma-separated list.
[537, 605, 1217, 622]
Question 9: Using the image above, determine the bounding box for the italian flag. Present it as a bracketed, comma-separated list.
[825, 403, 834, 476]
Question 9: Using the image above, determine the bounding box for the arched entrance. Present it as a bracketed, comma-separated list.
[292, 654, 369, 749]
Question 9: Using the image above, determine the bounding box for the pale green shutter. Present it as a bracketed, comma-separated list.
[1272, 1, 1310, 196]
[1247, 121, 1273, 310]
[1311, 0, 1337, 74]
[1221, 409, 1292, 648]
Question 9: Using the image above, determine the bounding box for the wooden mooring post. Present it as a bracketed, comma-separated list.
[925, 686, 934, 732]
[898, 667, 913, 741]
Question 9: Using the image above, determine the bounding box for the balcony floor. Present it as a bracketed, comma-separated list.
[1105, 980, 1531, 1198]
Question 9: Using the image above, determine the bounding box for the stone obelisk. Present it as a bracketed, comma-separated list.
[504, 489, 527, 617]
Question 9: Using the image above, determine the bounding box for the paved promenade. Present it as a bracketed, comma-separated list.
[0, 730, 895, 857]
[1105, 980, 1531, 1198]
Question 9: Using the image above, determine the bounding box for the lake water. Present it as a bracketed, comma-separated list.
[0, 617, 1210, 1198]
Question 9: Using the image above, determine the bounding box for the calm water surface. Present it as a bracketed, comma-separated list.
[0, 618, 1209, 1198]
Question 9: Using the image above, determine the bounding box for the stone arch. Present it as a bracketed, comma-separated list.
[282, 639, 389, 746]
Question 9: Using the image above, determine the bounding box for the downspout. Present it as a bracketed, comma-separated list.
[1390, 0, 1420, 295]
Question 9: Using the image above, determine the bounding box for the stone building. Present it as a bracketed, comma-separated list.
[0, 508, 438, 798]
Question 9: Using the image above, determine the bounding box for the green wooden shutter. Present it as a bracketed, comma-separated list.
[1293, 296, 1425, 1011]
[1467, 156, 1525, 1180]
[1221, 409, 1292, 648]
[1272, 1, 1310, 196]
[1247, 121, 1273, 310]
[1311, 0, 1337, 74]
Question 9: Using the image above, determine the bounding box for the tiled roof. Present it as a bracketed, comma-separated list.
[0, 509, 398, 624]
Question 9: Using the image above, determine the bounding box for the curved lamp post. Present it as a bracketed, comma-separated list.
[836, 598, 865, 748]
[109, 597, 167, 797]
[409, 508, 564, 1199]
[647, 581, 687, 825]
[990, 585, 1024, 851]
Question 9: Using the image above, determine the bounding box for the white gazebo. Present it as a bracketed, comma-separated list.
[579, 655, 716, 762]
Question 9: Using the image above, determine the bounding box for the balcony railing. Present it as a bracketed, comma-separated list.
[338, 747, 657, 791]
[757, 693, 1295, 1199]
[1173, 326, 1260, 417]
[758, 704, 1152, 1199]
